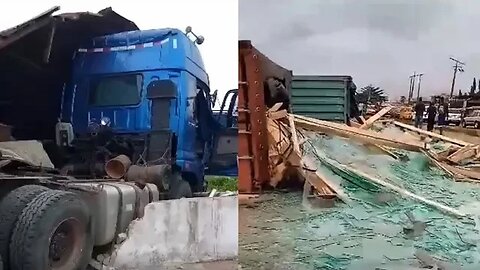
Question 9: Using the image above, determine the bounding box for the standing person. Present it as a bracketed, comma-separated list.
[347, 84, 365, 125]
[414, 97, 425, 128]
[426, 102, 437, 131]
[437, 97, 449, 135]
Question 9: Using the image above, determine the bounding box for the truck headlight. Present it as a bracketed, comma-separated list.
[100, 117, 111, 127]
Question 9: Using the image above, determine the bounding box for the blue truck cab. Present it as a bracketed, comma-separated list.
[58, 28, 220, 191]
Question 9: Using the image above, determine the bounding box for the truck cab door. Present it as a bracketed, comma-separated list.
[207, 89, 238, 176]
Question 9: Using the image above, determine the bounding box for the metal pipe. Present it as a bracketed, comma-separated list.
[105, 155, 132, 179]
[125, 164, 171, 190]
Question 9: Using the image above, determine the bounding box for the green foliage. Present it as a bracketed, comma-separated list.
[356, 84, 387, 104]
[470, 78, 476, 95]
[205, 176, 238, 192]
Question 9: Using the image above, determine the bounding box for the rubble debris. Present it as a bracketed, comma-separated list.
[315, 150, 466, 217]
[447, 144, 480, 165]
[265, 105, 348, 204]
[263, 105, 480, 216]
[209, 189, 217, 197]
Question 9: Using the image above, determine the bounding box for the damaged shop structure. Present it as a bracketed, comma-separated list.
[238, 40, 480, 269]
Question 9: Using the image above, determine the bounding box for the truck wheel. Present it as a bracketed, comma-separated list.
[475, 122, 480, 129]
[168, 173, 193, 199]
[10, 190, 94, 270]
[0, 185, 49, 269]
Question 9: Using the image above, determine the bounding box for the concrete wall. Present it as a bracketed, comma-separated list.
[109, 196, 238, 269]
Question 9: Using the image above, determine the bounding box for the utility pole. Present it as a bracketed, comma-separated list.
[408, 72, 417, 103]
[416, 73, 424, 101]
[449, 57, 465, 98]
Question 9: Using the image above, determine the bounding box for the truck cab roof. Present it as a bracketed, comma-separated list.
[72, 28, 208, 84]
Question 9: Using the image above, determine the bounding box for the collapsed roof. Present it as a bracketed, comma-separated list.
[0, 6, 138, 140]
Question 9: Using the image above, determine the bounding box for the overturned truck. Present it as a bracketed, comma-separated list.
[0, 6, 236, 270]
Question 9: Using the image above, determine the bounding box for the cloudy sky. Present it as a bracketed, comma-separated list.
[239, 0, 480, 99]
[0, 0, 238, 106]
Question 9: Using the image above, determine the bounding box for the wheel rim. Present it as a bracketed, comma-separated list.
[48, 218, 85, 270]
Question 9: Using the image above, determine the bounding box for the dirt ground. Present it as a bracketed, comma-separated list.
[442, 126, 480, 144]
[139, 260, 238, 270]
[239, 192, 304, 270]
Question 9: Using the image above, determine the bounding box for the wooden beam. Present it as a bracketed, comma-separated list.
[337, 161, 465, 217]
[293, 114, 424, 152]
[361, 106, 392, 129]
[393, 121, 470, 147]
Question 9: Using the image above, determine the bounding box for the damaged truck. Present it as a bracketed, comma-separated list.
[0, 6, 237, 270]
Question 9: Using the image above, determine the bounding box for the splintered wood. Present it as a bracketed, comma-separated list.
[266, 105, 341, 202]
[388, 121, 480, 182]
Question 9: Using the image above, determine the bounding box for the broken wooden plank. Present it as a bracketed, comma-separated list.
[301, 157, 350, 204]
[288, 115, 301, 153]
[267, 109, 288, 120]
[360, 106, 392, 129]
[393, 121, 470, 147]
[267, 102, 283, 113]
[447, 145, 479, 164]
[293, 114, 424, 152]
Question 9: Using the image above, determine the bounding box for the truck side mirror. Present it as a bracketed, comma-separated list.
[210, 90, 218, 106]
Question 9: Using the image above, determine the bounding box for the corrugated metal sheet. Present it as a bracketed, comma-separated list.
[291, 75, 352, 122]
[0, 6, 138, 52]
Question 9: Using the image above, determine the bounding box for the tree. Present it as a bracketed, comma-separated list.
[356, 85, 388, 104]
[470, 78, 477, 96]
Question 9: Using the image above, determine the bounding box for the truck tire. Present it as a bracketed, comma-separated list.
[0, 185, 49, 270]
[10, 190, 94, 270]
[168, 173, 193, 199]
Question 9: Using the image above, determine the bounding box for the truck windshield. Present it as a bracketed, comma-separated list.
[89, 74, 142, 106]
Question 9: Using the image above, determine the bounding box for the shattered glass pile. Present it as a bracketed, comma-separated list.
[239, 135, 480, 270]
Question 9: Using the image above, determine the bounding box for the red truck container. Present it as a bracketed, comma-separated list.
[238, 40, 292, 193]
